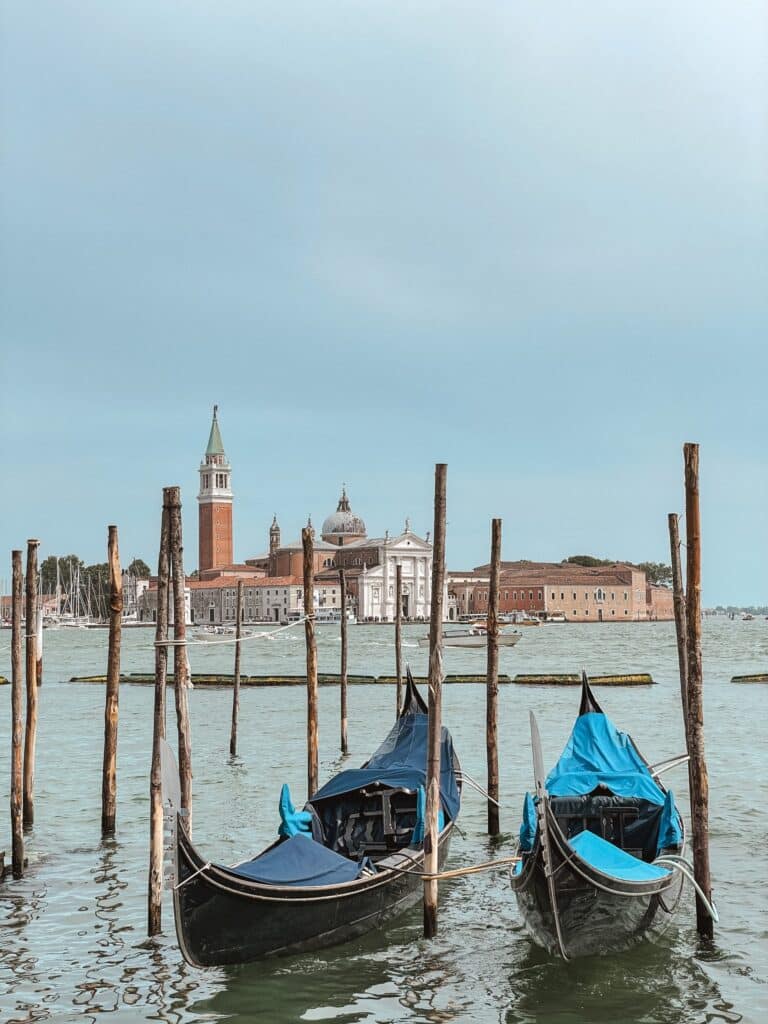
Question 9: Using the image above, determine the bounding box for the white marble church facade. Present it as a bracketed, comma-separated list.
[355, 528, 434, 622]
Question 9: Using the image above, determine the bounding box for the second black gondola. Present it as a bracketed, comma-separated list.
[511, 673, 687, 959]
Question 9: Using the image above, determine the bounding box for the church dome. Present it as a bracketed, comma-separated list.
[321, 487, 366, 542]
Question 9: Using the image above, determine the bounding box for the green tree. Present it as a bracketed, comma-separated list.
[128, 558, 151, 579]
[40, 555, 84, 596]
[563, 555, 614, 568]
[636, 561, 673, 586]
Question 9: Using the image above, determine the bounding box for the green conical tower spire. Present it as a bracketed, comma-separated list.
[206, 404, 225, 456]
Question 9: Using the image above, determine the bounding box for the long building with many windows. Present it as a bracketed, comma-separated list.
[451, 561, 673, 622]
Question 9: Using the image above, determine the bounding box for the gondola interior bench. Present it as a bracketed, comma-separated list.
[550, 793, 672, 862]
[567, 831, 672, 882]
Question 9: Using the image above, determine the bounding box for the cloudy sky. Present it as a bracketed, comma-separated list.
[1, 1, 766, 603]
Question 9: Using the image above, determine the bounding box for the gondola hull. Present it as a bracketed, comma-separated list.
[173, 820, 455, 966]
[511, 818, 685, 958]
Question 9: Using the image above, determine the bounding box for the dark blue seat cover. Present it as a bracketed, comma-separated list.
[228, 834, 365, 887]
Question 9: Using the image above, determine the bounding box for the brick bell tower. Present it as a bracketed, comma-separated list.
[198, 405, 233, 575]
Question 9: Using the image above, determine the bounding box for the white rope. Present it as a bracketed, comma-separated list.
[653, 854, 719, 923]
[456, 770, 502, 808]
[151, 616, 311, 649]
[173, 860, 212, 891]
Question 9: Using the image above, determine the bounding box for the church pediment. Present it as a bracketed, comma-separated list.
[388, 533, 431, 552]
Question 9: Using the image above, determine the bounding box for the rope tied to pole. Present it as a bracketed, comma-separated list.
[387, 852, 521, 881]
[151, 615, 312, 648]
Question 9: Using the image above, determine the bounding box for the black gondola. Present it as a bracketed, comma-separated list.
[169, 670, 461, 966]
[510, 673, 687, 959]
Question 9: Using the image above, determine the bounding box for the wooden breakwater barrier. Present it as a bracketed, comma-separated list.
[513, 673, 654, 686]
[68, 672, 516, 687]
[731, 673, 768, 683]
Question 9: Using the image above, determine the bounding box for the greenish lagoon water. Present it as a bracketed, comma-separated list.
[0, 618, 766, 1023]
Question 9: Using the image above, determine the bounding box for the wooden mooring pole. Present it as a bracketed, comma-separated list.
[424, 463, 447, 939]
[148, 497, 170, 937]
[339, 568, 348, 755]
[35, 607, 43, 688]
[230, 580, 243, 757]
[168, 487, 192, 831]
[23, 539, 39, 829]
[486, 518, 501, 837]
[101, 525, 123, 835]
[395, 563, 403, 715]
[11, 550, 24, 877]
[303, 526, 319, 797]
[683, 442, 713, 940]
[668, 513, 689, 722]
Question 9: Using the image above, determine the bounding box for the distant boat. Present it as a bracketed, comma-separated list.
[546, 613, 567, 624]
[284, 609, 357, 626]
[500, 612, 542, 627]
[742, 613, 754, 621]
[315, 608, 357, 625]
[194, 625, 252, 640]
[418, 624, 521, 649]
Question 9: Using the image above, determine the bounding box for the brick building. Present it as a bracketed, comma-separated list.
[467, 561, 673, 622]
[446, 572, 489, 620]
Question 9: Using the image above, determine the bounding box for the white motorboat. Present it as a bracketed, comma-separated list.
[418, 624, 521, 649]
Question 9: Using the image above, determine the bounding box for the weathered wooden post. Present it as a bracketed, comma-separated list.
[23, 539, 39, 829]
[229, 579, 243, 757]
[683, 442, 713, 940]
[148, 498, 170, 936]
[395, 563, 403, 715]
[424, 463, 447, 939]
[35, 607, 43, 687]
[486, 518, 501, 836]
[339, 568, 348, 755]
[668, 513, 689, 721]
[302, 526, 319, 797]
[101, 525, 123, 835]
[168, 487, 192, 831]
[11, 550, 24, 877]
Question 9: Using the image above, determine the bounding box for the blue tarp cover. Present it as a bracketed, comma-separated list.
[278, 784, 313, 838]
[411, 785, 444, 844]
[568, 830, 672, 882]
[228, 834, 365, 887]
[310, 711, 460, 820]
[546, 712, 668, 805]
[657, 788, 683, 849]
[519, 792, 537, 852]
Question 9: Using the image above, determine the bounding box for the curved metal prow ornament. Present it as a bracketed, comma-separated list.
[529, 710, 569, 961]
[578, 669, 604, 716]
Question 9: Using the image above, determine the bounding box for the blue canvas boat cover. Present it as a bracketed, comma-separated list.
[546, 712, 668, 806]
[310, 709, 460, 820]
[228, 834, 366, 887]
[519, 792, 537, 852]
[568, 830, 672, 883]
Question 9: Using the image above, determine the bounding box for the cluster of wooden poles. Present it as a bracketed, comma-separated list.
[5, 445, 712, 944]
[6, 527, 122, 880]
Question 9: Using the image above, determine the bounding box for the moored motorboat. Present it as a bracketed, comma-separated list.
[510, 673, 690, 959]
[418, 624, 521, 649]
[169, 670, 461, 966]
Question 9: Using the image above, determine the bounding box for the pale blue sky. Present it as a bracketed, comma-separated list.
[1, 2, 766, 604]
